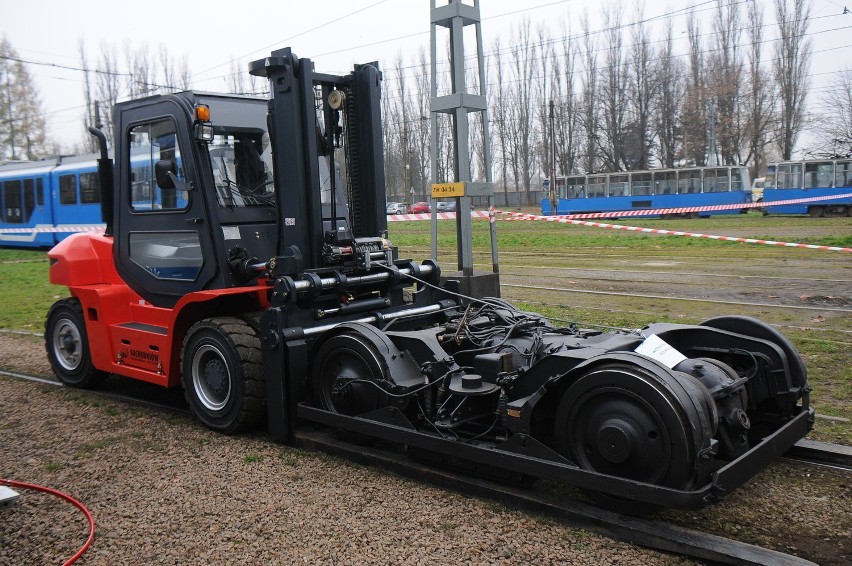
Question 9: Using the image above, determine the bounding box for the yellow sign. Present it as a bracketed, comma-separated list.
[431, 182, 465, 198]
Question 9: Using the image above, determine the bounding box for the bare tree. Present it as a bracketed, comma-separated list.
[774, 0, 812, 160]
[78, 40, 99, 153]
[626, 2, 657, 169]
[811, 68, 852, 156]
[227, 59, 246, 94]
[708, 0, 745, 165]
[126, 44, 154, 98]
[680, 8, 707, 166]
[535, 25, 556, 191]
[598, 4, 628, 171]
[655, 17, 684, 168]
[490, 38, 514, 206]
[743, 0, 776, 175]
[507, 19, 539, 205]
[412, 49, 432, 198]
[555, 17, 580, 177]
[579, 12, 600, 173]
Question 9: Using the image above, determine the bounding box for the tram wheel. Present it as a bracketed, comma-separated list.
[554, 362, 703, 515]
[312, 331, 391, 443]
[700, 315, 807, 388]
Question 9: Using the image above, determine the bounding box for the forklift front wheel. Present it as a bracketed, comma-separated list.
[181, 317, 265, 434]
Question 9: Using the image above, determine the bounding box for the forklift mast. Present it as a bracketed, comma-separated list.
[249, 47, 389, 268]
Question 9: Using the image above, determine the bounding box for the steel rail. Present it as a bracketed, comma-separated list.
[500, 282, 852, 313]
[0, 369, 193, 418]
[293, 427, 818, 566]
[497, 265, 852, 284]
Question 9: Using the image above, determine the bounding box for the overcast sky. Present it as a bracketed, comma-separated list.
[3, 0, 851, 151]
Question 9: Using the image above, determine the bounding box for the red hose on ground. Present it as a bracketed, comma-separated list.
[1, 478, 95, 565]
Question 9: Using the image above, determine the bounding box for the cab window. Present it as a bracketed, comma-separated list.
[128, 119, 188, 212]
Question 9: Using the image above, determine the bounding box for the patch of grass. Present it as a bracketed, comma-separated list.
[0, 249, 67, 331]
[243, 453, 264, 464]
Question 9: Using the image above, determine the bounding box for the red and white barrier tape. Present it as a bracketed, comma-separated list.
[386, 211, 491, 222]
[495, 210, 852, 252]
[0, 224, 106, 234]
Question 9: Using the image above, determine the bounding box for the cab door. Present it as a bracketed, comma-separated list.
[114, 98, 217, 308]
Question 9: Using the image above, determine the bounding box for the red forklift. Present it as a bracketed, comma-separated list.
[45, 48, 812, 514]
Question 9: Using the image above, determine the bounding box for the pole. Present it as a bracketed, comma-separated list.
[549, 99, 557, 215]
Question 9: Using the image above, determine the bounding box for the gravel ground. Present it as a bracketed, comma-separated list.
[1, 331, 849, 565]
[0, 334, 694, 565]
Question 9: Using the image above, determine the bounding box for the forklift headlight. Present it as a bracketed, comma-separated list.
[194, 122, 214, 142]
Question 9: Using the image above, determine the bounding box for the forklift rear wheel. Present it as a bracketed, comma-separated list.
[45, 298, 106, 388]
[181, 317, 265, 434]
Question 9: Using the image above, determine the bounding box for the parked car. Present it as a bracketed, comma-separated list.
[436, 200, 474, 213]
[409, 201, 431, 214]
[386, 202, 407, 214]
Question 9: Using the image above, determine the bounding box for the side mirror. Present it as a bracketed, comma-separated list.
[155, 159, 177, 190]
[154, 159, 190, 191]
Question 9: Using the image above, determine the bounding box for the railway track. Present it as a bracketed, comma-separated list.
[3, 367, 847, 566]
[501, 282, 852, 313]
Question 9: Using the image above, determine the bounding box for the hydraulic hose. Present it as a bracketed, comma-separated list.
[0, 478, 95, 565]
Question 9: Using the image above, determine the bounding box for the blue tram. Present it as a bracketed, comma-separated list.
[541, 165, 752, 218]
[761, 158, 852, 216]
[0, 154, 104, 248]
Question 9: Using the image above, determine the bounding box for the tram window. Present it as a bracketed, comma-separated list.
[631, 173, 652, 196]
[804, 162, 833, 188]
[731, 168, 745, 191]
[3, 180, 23, 223]
[59, 175, 78, 204]
[704, 168, 729, 192]
[765, 167, 777, 189]
[587, 175, 607, 198]
[678, 170, 701, 193]
[565, 177, 584, 198]
[23, 179, 35, 220]
[609, 175, 629, 196]
[777, 163, 802, 189]
[36, 178, 44, 206]
[80, 172, 100, 204]
[129, 119, 188, 212]
[656, 172, 677, 194]
[836, 160, 852, 187]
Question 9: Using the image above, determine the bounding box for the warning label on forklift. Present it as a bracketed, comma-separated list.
[635, 334, 686, 368]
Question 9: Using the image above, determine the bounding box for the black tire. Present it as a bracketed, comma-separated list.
[554, 362, 708, 515]
[808, 206, 824, 218]
[181, 317, 265, 434]
[311, 331, 391, 443]
[45, 298, 106, 388]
